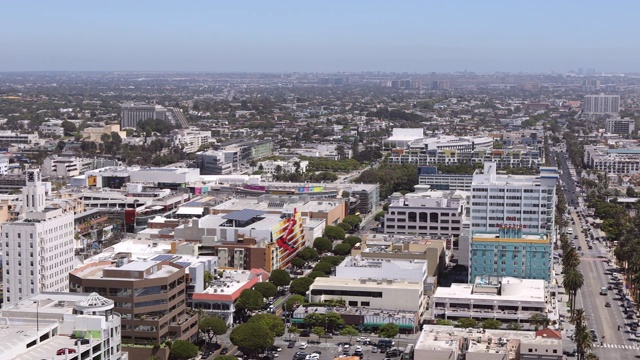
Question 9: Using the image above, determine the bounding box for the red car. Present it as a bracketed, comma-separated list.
[57, 348, 77, 355]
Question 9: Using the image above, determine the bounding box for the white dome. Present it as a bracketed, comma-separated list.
[74, 292, 114, 313]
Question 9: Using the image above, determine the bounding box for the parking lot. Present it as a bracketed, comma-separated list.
[263, 338, 403, 360]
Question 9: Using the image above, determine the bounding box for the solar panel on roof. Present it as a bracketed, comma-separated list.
[152, 254, 174, 261]
[176, 261, 191, 267]
[222, 209, 266, 222]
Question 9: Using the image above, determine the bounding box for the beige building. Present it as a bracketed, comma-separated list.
[359, 234, 446, 277]
[416, 325, 563, 360]
[0, 194, 20, 223]
[82, 124, 127, 143]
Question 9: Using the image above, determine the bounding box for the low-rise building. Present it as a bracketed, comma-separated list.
[38, 121, 64, 136]
[416, 325, 563, 360]
[253, 158, 309, 179]
[170, 128, 214, 153]
[196, 150, 238, 175]
[82, 123, 127, 143]
[0, 130, 39, 145]
[0, 292, 126, 360]
[384, 190, 468, 237]
[432, 276, 551, 323]
[606, 118, 635, 135]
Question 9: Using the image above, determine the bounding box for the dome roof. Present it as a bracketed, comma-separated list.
[74, 292, 114, 311]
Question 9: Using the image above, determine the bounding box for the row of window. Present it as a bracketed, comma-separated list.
[386, 225, 461, 231]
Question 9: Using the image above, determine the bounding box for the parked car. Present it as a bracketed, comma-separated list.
[57, 348, 77, 355]
[300, 330, 310, 337]
[386, 348, 402, 357]
[371, 347, 379, 353]
[268, 345, 282, 352]
[299, 342, 308, 349]
[221, 348, 229, 355]
[75, 338, 90, 345]
[288, 341, 296, 348]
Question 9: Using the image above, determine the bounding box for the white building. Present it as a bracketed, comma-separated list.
[384, 128, 425, 148]
[383, 190, 468, 237]
[170, 128, 214, 153]
[606, 117, 635, 135]
[0, 157, 8, 175]
[584, 145, 640, 174]
[418, 173, 473, 190]
[0, 292, 126, 360]
[470, 163, 558, 235]
[38, 121, 64, 137]
[195, 150, 238, 175]
[431, 276, 551, 323]
[1, 169, 75, 306]
[0, 130, 39, 145]
[583, 94, 620, 114]
[253, 158, 309, 178]
[120, 102, 168, 129]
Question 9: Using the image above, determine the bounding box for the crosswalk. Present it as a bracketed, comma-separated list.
[595, 343, 640, 350]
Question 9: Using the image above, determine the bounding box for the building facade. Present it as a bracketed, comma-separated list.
[195, 150, 237, 175]
[1, 169, 75, 307]
[583, 94, 620, 114]
[120, 102, 168, 129]
[606, 118, 635, 135]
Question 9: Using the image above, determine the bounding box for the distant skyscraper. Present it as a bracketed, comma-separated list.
[120, 102, 168, 129]
[432, 80, 450, 90]
[582, 94, 620, 115]
[1, 169, 74, 307]
[582, 79, 600, 92]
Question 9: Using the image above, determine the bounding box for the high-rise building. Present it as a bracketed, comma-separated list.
[1, 169, 75, 307]
[467, 163, 558, 281]
[582, 94, 620, 115]
[120, 102, 168, 129]
[582, 79, 600, 92]
[605, 117, 636, 135]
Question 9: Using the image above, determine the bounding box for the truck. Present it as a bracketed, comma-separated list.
[600, 287, 608, 295]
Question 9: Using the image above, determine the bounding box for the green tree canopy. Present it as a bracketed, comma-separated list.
[269, 269, 291, 287]
[291, 257, 306, 269]
[340, 326, 359, 342]
[344, 236, 362, 247]
[247, 313, 285, 337]
[319, 255, 345, 266]
[236, 289, 264, 312]
[253, 282, 278, 299]
[324, 225, 346, 240]
[230, 322, 275, 354]
[307, 271, 326, 280]
[216, 356, 240, 360]
[378, 323, 399, 339]
[304, 313, 325, 328]
[343, 215, 362, 226]
[285, 294, 305, 311]
[337, 222, 352, 232]
[204, 270, 214, 288]
[312, 326, 325, 339]
[170, 340, 199, 360]
[199, 316, 228, 343]
[313, 237, 333, 253]
[457, 318, 478, 329]
[313, 261, 333, 275]
[481, 319, 502, 329]
[289, 277, 314, 295]
[297, 247, 319, 261]
[332, 243, 352, 256]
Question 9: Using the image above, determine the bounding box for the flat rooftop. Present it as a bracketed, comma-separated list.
[416, 325, 538, 352]
[212, 196, 343, 213]
[433, 277, 545, 303]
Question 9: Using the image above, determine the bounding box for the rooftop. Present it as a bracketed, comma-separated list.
[433, 277, 546, 303]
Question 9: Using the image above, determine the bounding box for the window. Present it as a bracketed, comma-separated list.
[348, 301, 358, 306]
[360, 301, 370, 306]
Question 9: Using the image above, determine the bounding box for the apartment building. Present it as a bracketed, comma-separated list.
[120, 102, 168, 129]
[38, 121, 64, 136]
[195, 150, 238, 175]
[69, 259, 198, 359]
[0, 130, 39, 145]
[583, 94, 620, 114]
[1, 169, 75, 307]
[169, 128, 213, 153]
[383, 190, 468, 237]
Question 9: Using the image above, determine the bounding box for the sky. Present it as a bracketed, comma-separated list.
[1, 0, 639, 73]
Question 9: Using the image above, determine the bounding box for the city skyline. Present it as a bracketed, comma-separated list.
[1, 0, 640, 73]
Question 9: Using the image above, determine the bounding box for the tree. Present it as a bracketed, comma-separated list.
[340, 326, 359, 342]
[230, 322, 275, 354]
[319, 255, 345, 266]
[170, 340, 199, 360]
[563, 268, 584, 316]
[378, 323, 399, 339]
[529, 313, 551, 331]
[332, 243, 352, 256]
[337, 222, 352, 232]
[304, 313, 326, 328]
[313, 262, 333, 275]
[204, 270, 214, 288]
[269, 269, 291, 287]
[325, 312, 345, 332]
[457, 318, 478, 329]
[285, 295, 305, 311]
[313, 237, 333, 253]
[344, 236, 362, 247]
[291, 257, 306, 269]
[216, 356, 241, 360]
[236, 289, 264, 312]
[289, 277, 314, 295]
[324, 225, 346, 240]
[312, 326, 325, 340]
[200, 316, 228, 343]
[297, 247, 319, 261]
[248, 313, 285, 337]
[343, 215, 363, 226]
[307, 271, 326, 280]
[56, 140, 66, 152]
[61, 120, 77, 136]
[506, 322, 523, 331]
[481, 319, 502, 329]
[254, 282, 278, 299]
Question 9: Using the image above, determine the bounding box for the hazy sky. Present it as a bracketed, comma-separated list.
[1, 0, 639, 73]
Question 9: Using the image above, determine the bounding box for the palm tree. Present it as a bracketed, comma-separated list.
[571, 308, 587, 326]
[585, 353, 599, 360]
[563, 268, 584, 316]
[529, 313, 550, 331]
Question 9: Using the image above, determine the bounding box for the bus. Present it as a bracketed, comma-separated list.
[401, 344, 414, 360]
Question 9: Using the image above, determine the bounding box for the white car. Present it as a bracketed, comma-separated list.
[355, 346, 363, 352]
[299, 342, 308, 349]
[343, 344, 351, 350]
[356, 337, 370, 343]
[305, 354, 319, 360]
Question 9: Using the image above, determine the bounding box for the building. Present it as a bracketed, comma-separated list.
[0, 130, 39, 145]
[0, 292, 126, 360]
[383, 190, 468, 238]
[292, 306, 418, 332]
[415, 325, 563, 360]
[192, 268, 268, 326]
[195, 150, 238, 175]
[584, 145, 640, 174]
[0, 157, 9, 175]
[43, 156, 121, 178]
[582, 78, 601, 92]
[253, 158, 309, 179]
[606, 118, 635, 135]
[170, 129, 213, 153]
[432, 80, 450, 90]
[70, 259, 199, 358]
[470, 227, 551, 280]
[120, 102, 168, 129]
[1, 169, 75, 307]
[470, 163, 558, 235]
[389, 147, 541, 169]
[418, 168, 473, 191]
[174, 208, 305, 271]
[38, 121, 64, 137]
[82, 124, 127, 143]
[431, 276, 552, 323]
[583, 94, 620, 115]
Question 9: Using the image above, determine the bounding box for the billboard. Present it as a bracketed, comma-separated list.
[297, 186, 324, 193]
[244, 184, 267, 192]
